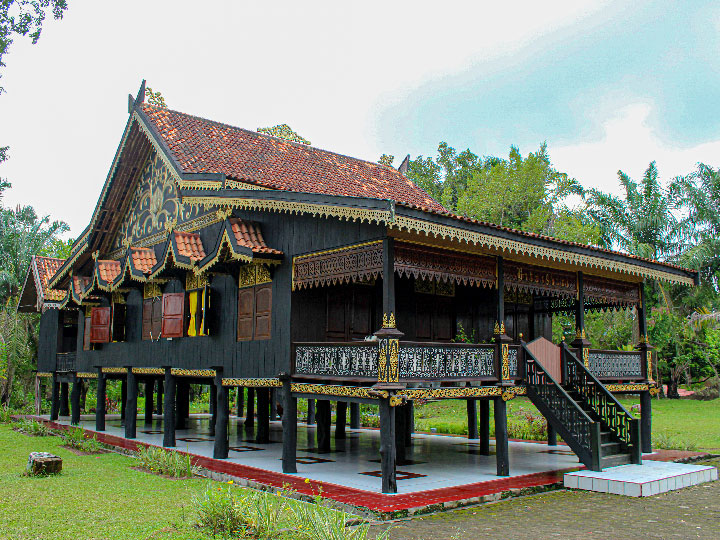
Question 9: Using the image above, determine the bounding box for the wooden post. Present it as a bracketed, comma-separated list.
[547, 424, 557, 446]
[316, 399, 331, 452]
[245, 387, 255, 430]
[494, 396, 509, 476]
[405, 401, 414, 447]
[96, 369, 106, 431]
[637, 282, 654, 382]
[375, 237, 405, 389]
[479, 399, 490, 455]
[256, 388, 270, 443]
[571, 271, 591, 371]
[213, 370, 229, 459]
[125, 370, 137, 439]
[34, 376, 41, 415]
[350, 402, 360, 429]
[495, 256, 513, 384]
[120, 379, 126, 422]
[307, 399, 316, 425]
[59, 382, 69, 417]
[163, 368, 176, 447]
[70, 376, 81, 425]
[50, 373, 60, 421]
[156, 379, 163, 415]
[144, 380, 154, 425]
[467, 398, 478, 439]
[175, 381, 188, 430]
[210, 383, 218, 436]
[640, 390, 652, 453]
[281, 375, 297, 473]
[379, 395, 397, 493]
[270, 388, 278, 420]
[335, 401, 347, 439]
[237, 387, 244, 418]
[395, 402, 406, 464]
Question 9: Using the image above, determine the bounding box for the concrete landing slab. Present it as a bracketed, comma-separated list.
[564, 460, 717, 497]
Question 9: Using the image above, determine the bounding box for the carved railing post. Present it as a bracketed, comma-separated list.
[571, 271, 591, 371]
[375, 238, 405, 390]
[495, 257, 513, 384]
[636, 282, 654, 383]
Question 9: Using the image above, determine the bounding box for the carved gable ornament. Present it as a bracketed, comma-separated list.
[111, 152, 200, 253]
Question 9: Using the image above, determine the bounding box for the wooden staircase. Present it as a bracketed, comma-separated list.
[523, 339, 641, 472]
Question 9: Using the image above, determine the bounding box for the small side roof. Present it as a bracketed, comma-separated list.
[17, 256, 67, 312]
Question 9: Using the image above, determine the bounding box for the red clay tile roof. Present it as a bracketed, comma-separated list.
[73, 275, 92, 296]
[35, 256, 66, 301]
[229, 218, 282, 255]
[174, 232, 206, 261]
[141, 105, 446, 213]
[97, 260, 122, 282]
[130, 248, 157, 273]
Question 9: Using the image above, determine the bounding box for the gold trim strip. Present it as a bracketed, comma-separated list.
[76, 372, 98, 379]
[605, 383, 651, 392]
[132, 368, 165, 375]
[171, 369, 216, 378]
[102, 367, 128, 374]
[223, 378, 282, 387]
[392, 216, 695, 286]
[290, 383, 378, 398]
[36, 372, 53, 378]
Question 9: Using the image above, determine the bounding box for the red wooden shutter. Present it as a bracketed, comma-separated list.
[152, 298, 163, 339]
[254, 284, 272, 340]
[161, 293, 185, 338]
[237, 288, 255, 341]
[142, 299, 153, 340]
[83, 316, 92, 350]
[89, 307, 111, 343]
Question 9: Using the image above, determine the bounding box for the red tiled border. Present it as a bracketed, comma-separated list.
[29, 417, 575, 513]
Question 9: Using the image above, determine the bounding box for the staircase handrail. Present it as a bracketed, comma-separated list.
[523, 343, 601, 470]
[562, 342, 641, 464]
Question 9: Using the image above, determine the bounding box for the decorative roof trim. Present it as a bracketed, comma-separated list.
[292, 240, 383, 290]
[391, 215, 695, 286]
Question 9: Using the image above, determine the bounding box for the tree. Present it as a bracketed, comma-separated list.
[0, 0, 68, 94]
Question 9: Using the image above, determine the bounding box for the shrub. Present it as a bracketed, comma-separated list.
[13, 419, 51, 436]
[61, 426, 103, 452]
[135, 446, 198, 478]
[291, 500, 390, 540]
[652, 433, 698, 451]
[0, 405, 12, 423]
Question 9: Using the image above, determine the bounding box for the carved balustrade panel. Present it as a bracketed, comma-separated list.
[294, 343, 378, 378]
[508, 345, 519, 378]
[588, 350, 643, 380]
[56, 352, 76, 372]
[398, 343, 496, 379]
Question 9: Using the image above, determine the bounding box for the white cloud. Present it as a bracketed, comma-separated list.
[550, 103, 720, 195]
[0, 0, 609, 236]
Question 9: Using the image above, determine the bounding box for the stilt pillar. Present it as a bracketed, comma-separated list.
[125, 369, 137, 439]
[237, 387, 244, 418]
[379, 395, 397, 494]
[281, 375, 297, 473]
[350, 402, 360, 429]
[210, 383, 218, 436]
[156, 379, 163, 415]
[494, 396, 509, 476]
[144, 380, 154, 425]
[256, 388, 270, 444]
[270, 388, 278, 420]
[406, 401, 414, 446]
[120, 379, 127, 422]
[640, 390, 652, 453]
[335, 401, 347, 440]
[59, 382, 69, 417]
[213, 370, 229, 459]
[95, 368, 106, 431]
[316, 399, 331, 452]
[245, 387, 255, 430]
[467, 398, 478, 439]
[163, 368, 176, 447]
[70, 376, 81, 425]
[479, 399, 490, 455]
[307, 399, 316, 425]
[547, 423, 557, 446]
[395, 402, 407, 464]
[50, 373, 60, 421]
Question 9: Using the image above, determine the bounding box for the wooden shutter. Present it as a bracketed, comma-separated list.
[142, 299, 153, 340]
[326, 289, 347, 340]
[89, 307, 111, 343]
[351, 288, 372, 338]
[254, 284, 272, 340]
[161, 293, 185, 338]
[151, 298, 162, 339]
[237, 288, 255, 341]
[83, 316, 92, 350]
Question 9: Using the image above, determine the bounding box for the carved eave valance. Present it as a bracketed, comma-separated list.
[394, 242, 496, 288]
[505, 261, 577, 299]
[292, 241, 383, 290]
[584, 275, 640, 307]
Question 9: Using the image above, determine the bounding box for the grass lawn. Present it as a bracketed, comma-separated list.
[0, 424, 214, 540]
[413, 396, 720, 451]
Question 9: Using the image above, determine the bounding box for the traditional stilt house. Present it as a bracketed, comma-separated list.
[24, 83, 697, 493]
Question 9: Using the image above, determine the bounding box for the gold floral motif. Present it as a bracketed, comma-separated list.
[238, 264, 272, 289]
[382, 312, 396, 329]
[649, 386, 660, 396]
[222, 378, 282, 387]
[76, 372, 98, 379]
[501, 343, 510, 380]
[501, 389, 516, 401]
[171, 369, 216, 378]
[583, 347, 590, 368]
[646, 350, 653, 382]
[575, 328, 586, 339]
[144, 282, 162, 299]
[102, 367, 128, 374]
[605, 383, 650, 392]
[289, 383, 378, 398]
[224, 179, 269, 191]
[36, 372, 53, 378]
[494, 322, 501, 335]
[132, 368, 165, 375]
[388, 338, 399, 383]
[403, 387, 505, 400]
[186, 272, 208, 291]
[389, 395, 405, 407]
[112, 291, 126, 305]
[378, 339, 388, 383]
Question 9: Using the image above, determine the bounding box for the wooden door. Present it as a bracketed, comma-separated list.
[526, 337, 562, 382]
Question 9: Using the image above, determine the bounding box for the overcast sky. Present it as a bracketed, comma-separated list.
[1, 0, 719, 237]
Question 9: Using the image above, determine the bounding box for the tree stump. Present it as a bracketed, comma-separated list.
[27, 452, 62, 475]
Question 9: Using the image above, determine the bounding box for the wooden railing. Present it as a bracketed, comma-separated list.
[56, 352, 76, 372]
[292, 341, 500, 381]
[587, 349, 643, 381]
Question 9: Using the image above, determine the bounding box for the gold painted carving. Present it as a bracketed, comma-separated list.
[171, 369, 216, 378]
[649, 386, 660, 396]
[403, 387, 505, 400]
[501, 389, 516, 401]
[646, 350, 654, 382]
[605, 383, 651, 393]
[501, 343, 510, 380]
[382, 312, 396, 329]
[76, 372, 98, 379]
[144, 282, 162, 299]
[36, 372, 53, 378]
[388, 339, 399, 383]
[238, 264, 272, 289]
[102, 367, 128, 374]
[186, 272, 208, 291]
[378, 339, 388, 383]
[290, 383, 378, 399]
[583, 347, 590, 368]
[132, 368, 165, 375]
[222, 378, 282, 387]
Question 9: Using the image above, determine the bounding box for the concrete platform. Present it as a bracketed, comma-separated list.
[564, 460, 718, 497]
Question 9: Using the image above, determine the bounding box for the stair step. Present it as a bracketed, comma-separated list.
[601, 442, 622, 455]
[601, 453, 632, 468]
[601, 431, 613, 443]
